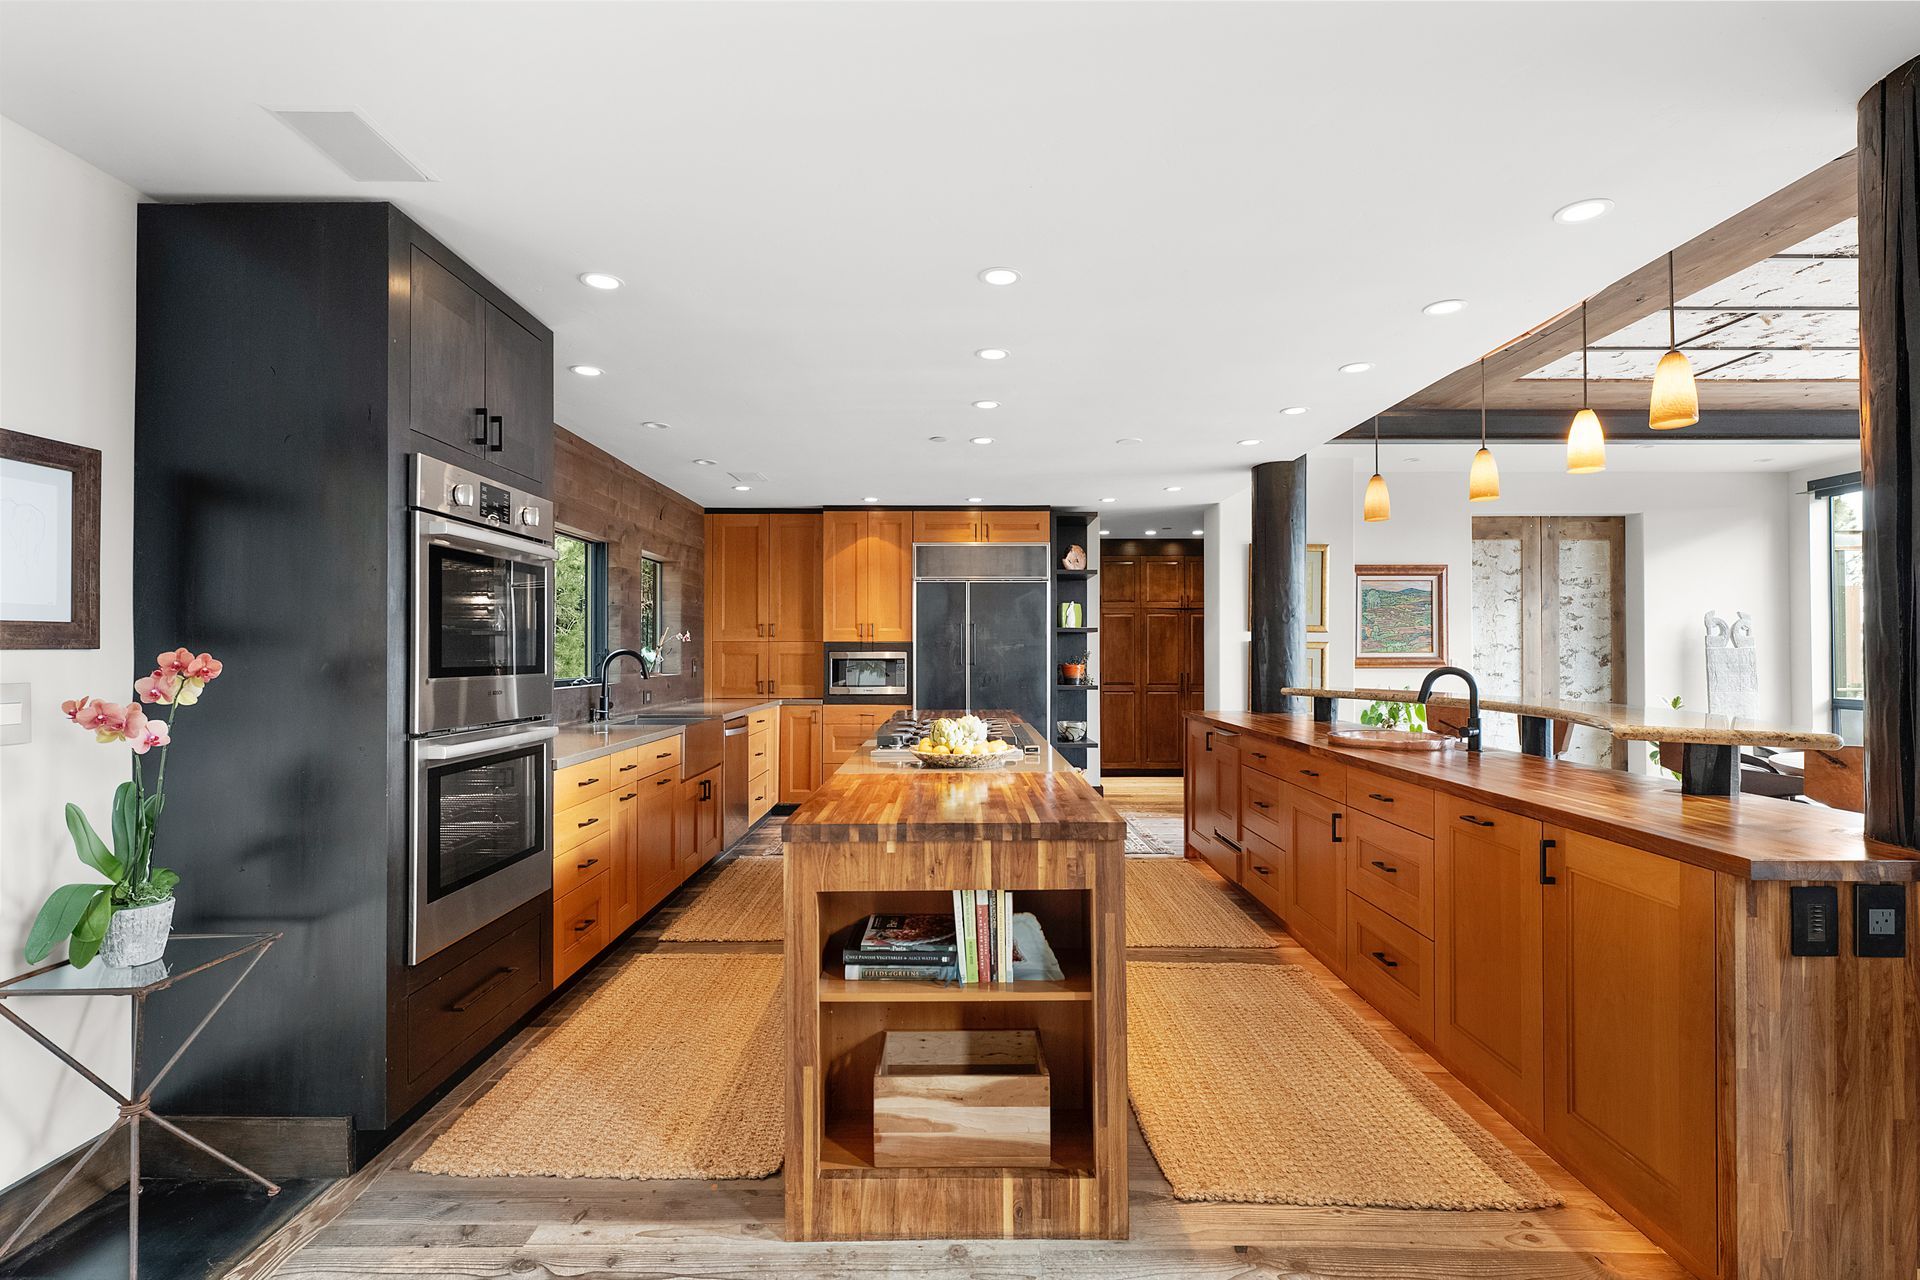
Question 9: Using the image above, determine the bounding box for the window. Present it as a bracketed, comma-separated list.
[638, 554, 663, 659]
[1818, 474, 1865, 742]
[554, 530, 608, 685]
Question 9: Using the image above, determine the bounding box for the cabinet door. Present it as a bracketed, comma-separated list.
[1142, 691, 1185, 770]
[1104, 557, 1139, 604]
[864, 509, 914, 642]
[767, 513, 821, 642]
[767, 641, 822, 698]
[1144, 557, 1187, 606]
[1183, 558, 1206, 609]
[821, 510, 866, 641]
[913, 510, 980, 543]
[1102, 687, 1141, 770]
[708, 514, 769, 642]
[1284, 784, 1346, 965]
[779, 704, 823, 803]
[1207, 733, 1242, 848]
[820, 705, 905, 769]
[408, 246, 487, 457]
[1144, 610, 1187, 690]
[635, 768, 677, 913]
[1544, 829, 1718, 1275]
[695, 769, 724, 861]
[1102, 608, 1141, 685]
[1185, 611, 1206, 711]
[482, 302, 552, 485]
[1435, 800, 1546, 1129]
[1185, 718, 1217, 854]
[709, 640, 767, 698]
[1142, 609, 1187, 768]
[608, 783, 640, 934]
[981, 509, 1050, 543]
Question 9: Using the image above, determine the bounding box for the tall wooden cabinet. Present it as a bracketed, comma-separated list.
[1104, 551, 1204, 771]
[707, 512, 823, 697]
[822, 509, 913, 642]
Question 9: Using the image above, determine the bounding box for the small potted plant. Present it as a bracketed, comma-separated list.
[25, 648, 222, 969]
[1058, 652, 1089, 685]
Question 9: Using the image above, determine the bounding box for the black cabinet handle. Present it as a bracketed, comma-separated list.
[574, 918, 596, 934]
[1460, 814, 1495, 828]
[577, 857, 599, 870]
[1204, 730, 1214, 752]
[449, 966, 518, 1013]
[1215, 831, 1242, 853]
[1330, 812, 1343, 843]
[1250, 750, 1267, 761]
[488, 415, 504, 452]
[578, 776, 600, 788]
[1251, 863, 1270, 877]
[700, 779, 712, 801]
[576, 816, 599, 829]
[617, 792, 636, 802]
[1369, 950, 1399, 969]
[1368, 792, 1394, 804]
[1252, 800, 1271, 810]
[1299, 768, 1320, 778]
[471, 407, 489, 446]
[619, 762, 638, 773]
[1369, 859, 1398, 874]
[655, 776, 671, 787]
[1539, 837, 1559, 886]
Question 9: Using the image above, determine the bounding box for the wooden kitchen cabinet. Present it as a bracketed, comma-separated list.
[1104, 551, 1202, 770]
[1103, 556, 1138, 604]
[634, 765, 678, 914]
[1184, 719, 1240, 882]
[708, 514, 769, 642]
[767, 513, 822, 641]
[1543, 827, 1718, 1277]
[1434, 797, 1545, 1130]
[709, 639, 768, 698]
[607, 778, 641, 934]
[913, 509, 981, 543]
[1183, 558, 1205, 608]
[676, 767, 723, 878]
[822, 509, 912, 642]
[820, 704, 908, 769]
[768, 641, 822, 698]
[980, 509, 1050, 543]
[1282, 783, 1345, 969]
[780, 703, 823, 803]
[707, 513, 822, 696]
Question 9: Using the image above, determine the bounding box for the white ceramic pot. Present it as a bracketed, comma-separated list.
[99, 897, 174, 968]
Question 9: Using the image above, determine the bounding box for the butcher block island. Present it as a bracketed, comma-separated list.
[1184, 708, 1920, 1280]
[782, 712, 1128, 1242]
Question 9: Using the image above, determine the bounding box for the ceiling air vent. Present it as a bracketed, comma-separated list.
[269, 109, 434, 182]
[729, 472, 768, 484]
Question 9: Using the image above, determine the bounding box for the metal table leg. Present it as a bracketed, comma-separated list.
[1313, 696, 1335, 723]
[1518, 715, 1557, 760]
[1679, 742, 1741, 797]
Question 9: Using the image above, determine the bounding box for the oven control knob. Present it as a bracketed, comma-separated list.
[518, 506, 542, 528]
[449, 483, 476, 509]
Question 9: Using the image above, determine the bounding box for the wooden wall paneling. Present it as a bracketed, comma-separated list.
[821, 509, 866, 641]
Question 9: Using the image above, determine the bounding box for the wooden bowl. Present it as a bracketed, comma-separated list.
[1325, 728, 1456, 751]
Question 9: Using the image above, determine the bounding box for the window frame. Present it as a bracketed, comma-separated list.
[553, 527, 611, 688]
[1813, 471, 1864, 739]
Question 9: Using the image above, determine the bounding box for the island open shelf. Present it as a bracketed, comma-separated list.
[782, 717, 1128, 1242]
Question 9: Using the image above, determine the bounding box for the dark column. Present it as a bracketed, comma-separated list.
[1860, 57, 1920, 847]
[1249, 459, 1307, 714]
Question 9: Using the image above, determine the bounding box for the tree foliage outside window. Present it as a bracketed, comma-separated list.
[554, 531, 605, 684]
[639, 556, 662, 659]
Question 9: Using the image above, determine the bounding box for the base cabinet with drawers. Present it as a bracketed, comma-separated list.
[821, 704, 909, 770]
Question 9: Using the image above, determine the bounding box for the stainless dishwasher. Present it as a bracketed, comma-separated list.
[723, 715, 751, 849]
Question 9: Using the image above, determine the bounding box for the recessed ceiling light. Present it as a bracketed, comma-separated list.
[1422, 298, 1467, 316]
[975, 348, 1009, 360]
[1280, 406, 1309, 416]
[863, 496, 879, 502]
[1164, 485, 1182, 492]
[570, 365, 603, 377]
[694, 458, 717, 466]
[928, 435, 948, 443]
[1238, 439, 1262, 446]
[978, 267, 1020, 286]
[641, 421, 669, 430]
[970, 436, 994, 446]
[578, 272, 623, 290]
[966, 496, 983, 503]
[1101, 496, 1117, 503]
[1191, 529, 1204, 536]
[1115, 436, 1142, 445]
[1099, 529, 1111, 536]
[1144, 529, 1158, 536]
[732, 484, 752, 492]
[972, 400, 1000, 410]
[1339, 362, 1373, 375]
[1553, 197, 1614, 224]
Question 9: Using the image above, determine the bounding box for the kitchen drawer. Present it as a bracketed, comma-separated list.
[554, 827, 614, 899]
[749, 769, 774, 815]
[555, 793, 612, 854]
[1345, 893, 1435, 1042]
[1347, 811, 1435, 938]
[1443, 796, 1540, 853]
[403, 911, 544, 1094]
[1239, 828, 1286, 919]
[554, 872, 611, 985]
[749, 708, 775, 734]
[748, 728, 773, 774]
[555, 756, 614, 810]
[1247, 741, 1344, 801]
[1346, 766, 1434, 838]
[1240, 766, 1285, 848]
[629, 734, 682, 780]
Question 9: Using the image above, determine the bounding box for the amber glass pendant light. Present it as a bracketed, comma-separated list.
[1649, 252, 1699, 430]
[1363, 415, 1391, 521]
[1468, 357, 1501, 500]
[1565, 301, 1606, 473]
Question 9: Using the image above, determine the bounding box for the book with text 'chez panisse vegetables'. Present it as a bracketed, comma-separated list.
[841, 894, 1061, 984]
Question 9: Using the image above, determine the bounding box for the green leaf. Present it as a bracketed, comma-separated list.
[147, 867, 179, 898]
[65, 804, 124, 883]
[65, 891, 113, 969]
[112, 781, 139, 866]
[24, 884, 100, 964]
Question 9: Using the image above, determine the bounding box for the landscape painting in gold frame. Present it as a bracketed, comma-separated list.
[1353, 563, 1446, 668]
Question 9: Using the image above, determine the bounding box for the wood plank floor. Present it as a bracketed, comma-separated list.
[236, 779, 1689, 1280]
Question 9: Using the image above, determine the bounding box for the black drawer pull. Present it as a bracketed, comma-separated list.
[1369, 859, 1398, 874]
[618, 792, 636, 802]
[1367, 792, 1395, 804]
[1299, 768, 1320, 778]
[1251, 863, 1270, 876]
[577, 857, 599, 870]
[1252, 800, 1272, 810]
[573, 918, 596, 934]
[448, 966, 517, 1013]
[1460, 814, 1495, 828]
[576, 816, 599, 829]
[1215, 831, 1242, 853]
[578, 776, 600, 788]
[656, 776, 671, 787]
[619, 762, 638, 772]
[1369, 950, 1399, 969]
[1250, 751, 1267, 761]
[656, 750, 672, 759]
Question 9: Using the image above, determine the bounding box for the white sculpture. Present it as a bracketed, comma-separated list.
[1704, 610, 1759, 719]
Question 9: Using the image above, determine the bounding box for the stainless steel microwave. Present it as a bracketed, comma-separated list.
[825, 647, 910, 700]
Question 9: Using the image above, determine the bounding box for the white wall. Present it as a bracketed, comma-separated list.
[0, 118, 141, 1188]
[1202, 486, 1251, 711]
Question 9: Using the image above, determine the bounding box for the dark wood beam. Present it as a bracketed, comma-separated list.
[1249, 460, 1306, 714]
[1335, 408, 1860, 444]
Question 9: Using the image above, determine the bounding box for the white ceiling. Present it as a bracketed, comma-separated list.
[3, 1, 1913, 514]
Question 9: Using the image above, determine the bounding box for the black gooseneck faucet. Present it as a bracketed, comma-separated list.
[1417, 665, 1482, 753]
[591, 648, 652, 722]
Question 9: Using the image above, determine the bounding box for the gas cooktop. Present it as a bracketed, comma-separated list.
[874, 712, 1043, 757]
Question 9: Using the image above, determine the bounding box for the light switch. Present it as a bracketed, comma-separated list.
[0, 683, 28, 745]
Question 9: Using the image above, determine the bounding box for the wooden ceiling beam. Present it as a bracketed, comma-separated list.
[1400, 153, 1859, 412]
[1336, 407, 1860, 443]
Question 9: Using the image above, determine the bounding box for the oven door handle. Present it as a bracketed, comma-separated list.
[420, 516, 558, 563]
[418, 724, 559, 762]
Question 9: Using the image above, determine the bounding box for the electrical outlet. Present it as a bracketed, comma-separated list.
[1853, 883, 1907, 959]
[1867, 908, 1897, 936]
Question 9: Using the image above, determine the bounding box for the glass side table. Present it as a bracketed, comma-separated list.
[0, 932, 282, 1278]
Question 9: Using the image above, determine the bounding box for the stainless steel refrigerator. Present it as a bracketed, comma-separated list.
[913, 542, 1051, 729]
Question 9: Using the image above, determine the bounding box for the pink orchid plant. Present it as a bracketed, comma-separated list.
[25, 648, 223, 968]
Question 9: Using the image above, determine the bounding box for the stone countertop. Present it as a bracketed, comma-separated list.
[551, 696, 820, 768]
[1282, 686, 1843, 750]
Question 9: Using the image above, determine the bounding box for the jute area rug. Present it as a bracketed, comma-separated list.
[1127, 961, 1561, 1210]
[1124, 813, 1184, 855]
[1124, 857, 1276, 948]
[413, 953, 783, 1179]
[660, 856, 783, 942]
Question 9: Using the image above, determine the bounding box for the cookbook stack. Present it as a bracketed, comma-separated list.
[842, 892, 1062, 984]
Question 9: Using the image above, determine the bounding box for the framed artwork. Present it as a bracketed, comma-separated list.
[1305, 543, 1329, 633]
[1, 429, 101, 650]
[1304, 640, 1328, 686]
[1354, 563, 1446, 668]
